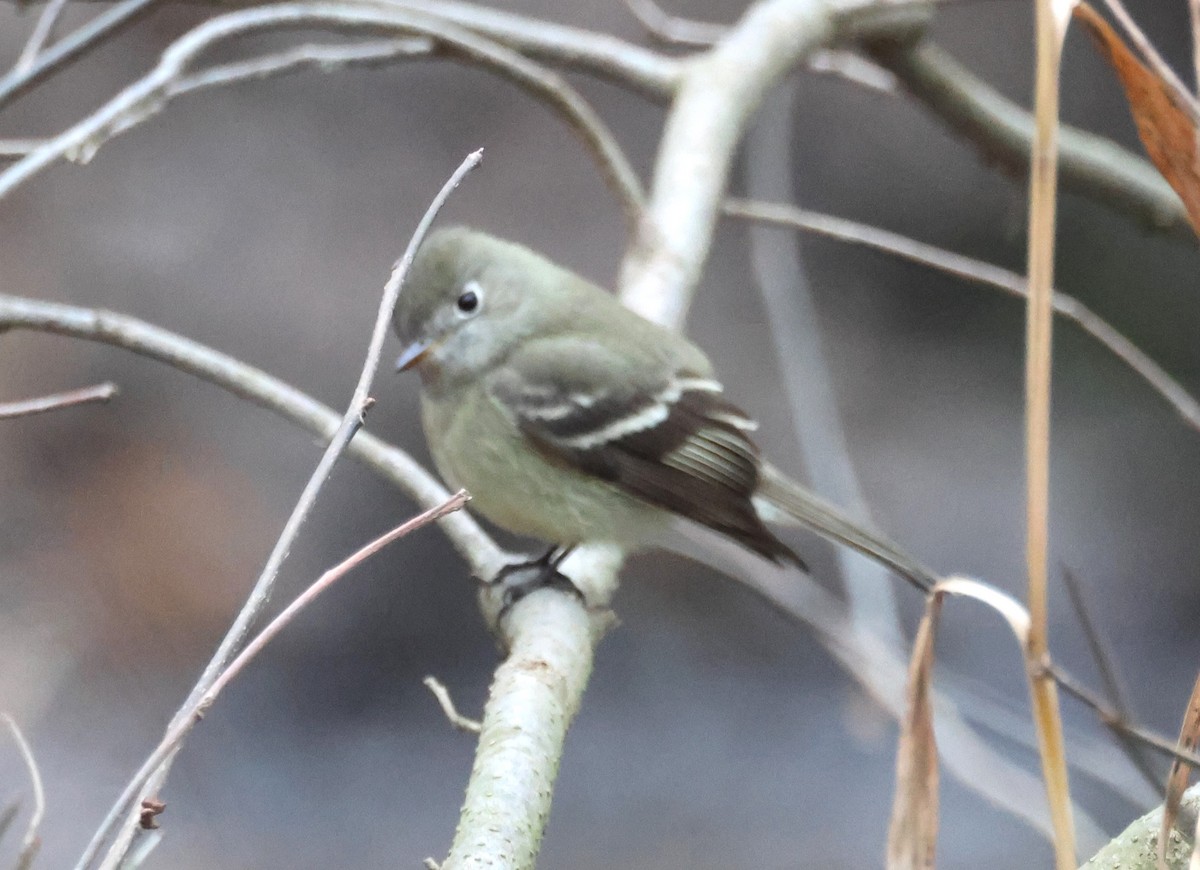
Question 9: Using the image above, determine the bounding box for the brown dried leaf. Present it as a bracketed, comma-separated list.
[1160, 672, 1200, 870]
[886, 591, 944, 870]
[1074, 2, 1200, 238]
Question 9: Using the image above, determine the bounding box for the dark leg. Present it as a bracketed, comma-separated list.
[491, 545, 583, 618]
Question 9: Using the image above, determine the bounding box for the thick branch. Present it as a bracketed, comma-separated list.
[617, 0, 930, 327]
[1081, 784, 1200, 869]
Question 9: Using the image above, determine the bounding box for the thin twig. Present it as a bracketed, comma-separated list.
[2, 714, 45, 870]
[0, 0, 163, 112]
[807, 48, 896, 93]
[1053, 665, 1200, 769]
[13, 0, 72, 72]
[722, 198, 1200, 434]
[389, 0, 682, 96]
[82, 493, 467, 857]
[1060, 566, 1163, 796]
[0, 4, 644, 226]
[0, 381, 117, 419]
[621, 0, 726, 46]
[172, 37, 435, 95]
[82, 149, 483, 870]
[1099, 0, 1200, 128]
[743, 86, 903, 647]
[423, 676, 482, 733]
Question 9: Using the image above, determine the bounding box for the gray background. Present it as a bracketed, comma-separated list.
[1, 1, 1198, 867]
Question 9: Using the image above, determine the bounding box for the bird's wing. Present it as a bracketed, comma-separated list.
[487, 335, 801, 565]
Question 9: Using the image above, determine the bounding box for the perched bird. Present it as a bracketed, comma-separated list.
[394, 227, 933, 591]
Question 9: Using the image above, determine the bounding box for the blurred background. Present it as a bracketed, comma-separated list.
[1, 0, 1198, 866]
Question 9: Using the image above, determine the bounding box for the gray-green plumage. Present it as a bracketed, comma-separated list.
[394, 227, 935, 589]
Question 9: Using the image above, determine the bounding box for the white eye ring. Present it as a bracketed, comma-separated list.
[456, 280, 483, 316]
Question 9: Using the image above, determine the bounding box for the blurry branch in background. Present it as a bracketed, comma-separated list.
[83, 149, 483, 870]
[1061, 567, 1162, 795]
[615, 0, 931, 327]
[0, 0, 163, 111]
[744, 85, 904, 647]
[0, 293, 503, 575]
[739, 83, 1119, 844]
[0, 4, 646, 227]
[866, 38, 1195, 240]
[620, 0, 727, 46]
[1, 713, 45, 870]
[0, 381, 117, 419]
[722, 199, 1200, 434]
[1096, 0, 1200, 126]
[12, 0, 70, 72]
[423, 676, 482, 734]
[0, 139, 44, 158]
[84, 493, 469, 870]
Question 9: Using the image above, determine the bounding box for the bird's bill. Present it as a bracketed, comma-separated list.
[396, 339, 433, 372]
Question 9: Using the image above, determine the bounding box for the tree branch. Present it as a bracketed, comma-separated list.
[616, 0, 930, 327]
[82, 149, 483, 870]
[0, 0, 163, 111]
[0, 3, 645, 227]
[722, 198, 1200, 434]
[867, 38, 1195, 241]
[0, 381, 117, 419]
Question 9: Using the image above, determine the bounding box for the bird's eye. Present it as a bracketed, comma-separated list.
[456, 281, 482, 315]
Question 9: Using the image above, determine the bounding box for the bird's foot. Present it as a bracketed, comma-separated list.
[490, 545, 582, 619]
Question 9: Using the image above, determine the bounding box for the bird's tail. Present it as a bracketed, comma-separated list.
[753, 463, 937, 592]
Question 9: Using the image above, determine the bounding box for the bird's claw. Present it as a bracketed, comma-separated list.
[490, 546, 583, 620]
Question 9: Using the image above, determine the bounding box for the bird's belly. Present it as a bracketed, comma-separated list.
[422, 389, 660, 547]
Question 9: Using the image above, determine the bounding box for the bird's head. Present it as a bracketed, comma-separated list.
[393, 226, 554, 387]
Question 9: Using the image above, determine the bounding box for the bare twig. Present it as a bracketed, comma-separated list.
[743, 87, 903, 647]
[0, 381, 117, 419]
[423, 676, 482, 733]
[621, 0, 726, 46]
[867, 39, 1194, 240]
[81, 493, 467, 863]
[1098, 0, 1200, 128]
[0, 4, 643, 226]
[0, 0, 163, 112]
[722, 198, 1200, 434]
[388, 0, 682, 96]
[13, 0, 71, 72]
[1052, 666, 1200, 769]
[1060, 566, 1162, 796]
[617, 0, 930, 327]
[807, 48, 896, 92]
[83, 149, 483, 870]
[173, 37, 436, 95]
[2, 714, 45, 870]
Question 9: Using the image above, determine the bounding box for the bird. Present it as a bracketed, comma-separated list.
[393, 226, 934, 593]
